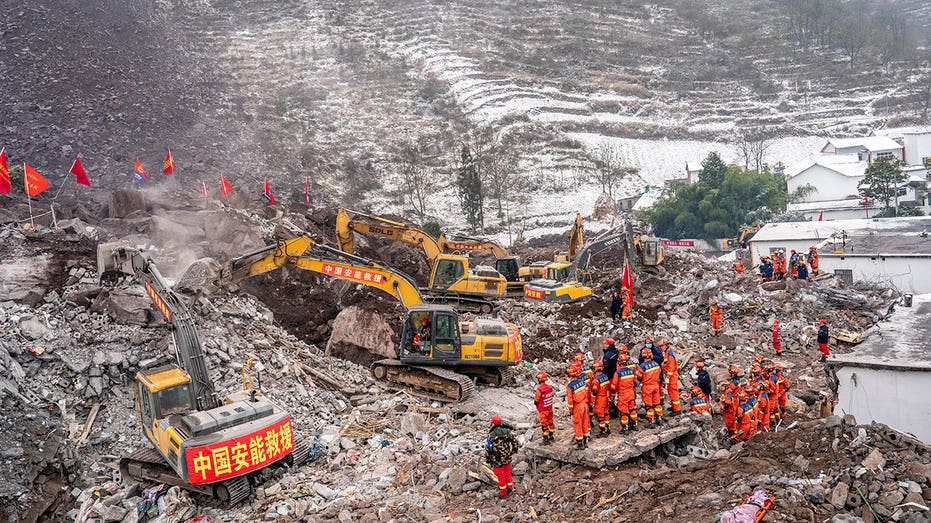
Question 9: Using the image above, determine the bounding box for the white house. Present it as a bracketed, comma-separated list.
[748, 216, 931, 267]
[818, 229, 931, 294]
[820, 136, 904, 163]
[872, 126, 931, 167]
[827, 295, 931, 443]
[786, 154, 867, 203]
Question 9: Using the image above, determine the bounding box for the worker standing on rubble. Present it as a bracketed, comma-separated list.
[771, 319, 783, 355]
[734, 260, 744, 273]
[735, 390, 759, 443]
[789, 250, 800, 278]
[589, 361, 612, 437]
[534, 372, 555, 444]
[748, 364, 772, 432]
[610, 351, 638, 431]
[809, 246, 820, 275]
[759, 256, 773, 281]
[774, 363, 790, 419]
[621, 286, 633, 320]
[639, 335, 664, 365]
[695, 361, 712, 401]
[636, 348, 663, 425]
[773, 251, 786, 280]
[709, 300, 724, 333]
[602, 338, 619, 379]
[817, 319, 830, 362]
[764, 363, 781, 428]
[566, 366, 592, 448]
[485, 416, 519, 497]
[659, 338, 681, 414]
[796, 259, 809, 280]
[720, 379, 739, 439]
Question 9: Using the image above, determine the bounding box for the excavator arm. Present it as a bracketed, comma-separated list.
[438, 235, 509, 258]
[220, 236, 425, 309]
[567, 212, 585, 261]
[571, 232, 625, 279]
[336, 208, 442, 266]
[97, 242, 219, 411]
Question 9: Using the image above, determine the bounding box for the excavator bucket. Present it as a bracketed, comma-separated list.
[96, 240, 139, 280]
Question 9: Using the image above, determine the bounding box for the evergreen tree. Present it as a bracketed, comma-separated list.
[456, 145, 484, 233]
[858, 157, 907, 216]
[698, 152, 727, 187]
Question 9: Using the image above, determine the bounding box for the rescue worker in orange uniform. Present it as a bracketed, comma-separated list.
[734, 260, 744, 273]
[610, 351, 638, 431]
[709, 300, 724, 333]
[659, 338, 681, 414]
[735, 390, 759, 443]
[720, 379, 739, 439]
[753, 367, 774, 432]
[773, 251, 786, 280]
[636, 347, 663, 425]
[620, 286, 633, 320]
[687, 386, 710, 414]
[566, 365, 591, 448]
[589, 361, 612, 436]
[764, 363, 781, 428]
[774, 363, 790, 420]
[771, 319, 783, 355]
[534, 371, 555, 444]
[809, 246, 820, 275]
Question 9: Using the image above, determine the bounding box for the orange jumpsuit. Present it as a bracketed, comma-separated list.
[566, 376, 591, 442]
[776, 371, 790, 419]
[809, 250, 819, 274]
[735, 262, 744, 273]
[710, 305, 723, 332]
[534, 383, 555, 439]
[754, 378, 773, 432]
[636, 360, 663, 422]
[589, 372, 611, 432]
[766, 374, 781, 426]
[621, 292, 632, 320]
[610, 365, 638, 429]
[689, 396, 710, 414]
[737, 398, 759, 442]
[661, 348, 681, 413]
[771, 324, 782, 355]
[721, 382, 740, 434]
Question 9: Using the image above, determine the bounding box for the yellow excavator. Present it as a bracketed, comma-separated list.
[514, 212, 585, 282]
[216, 237, 523, 401]
[336, 209, 506, 311]
[522, 230, 628, 303]
[96, 242, 308, 505]
[623, 221, 665, 272]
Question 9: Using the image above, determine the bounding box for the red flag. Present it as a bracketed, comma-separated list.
[621, 257, 635, 307]
[70, 156, 91, 186]
[163, 150, 175, 175]
[818, 210, 823, 222]
[756, 223, 761, 232]
[220, 175, 234, 198]
[0, 148, 10, 195]
[304, 179, 310, 207]
[201, 181, 208, 198]
[263, 178, 275, 204]
[24, 163, 50, 197]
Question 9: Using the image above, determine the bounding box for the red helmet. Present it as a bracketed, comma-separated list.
[618, 353, 630, 363]
[820, 319, 826, 325]
[641, 348, 652, 359]
[604, 338, 615, 346]
[774, 363, 784, 371]
[728, 365, 739, 376]
[537, 371, 548, 382]
[421, 317, 429, 324]
[750, 363, 762, 374]
[491, 416, 502, 425]
[738, 390, 749, 401]
[567, 366, 582, 377]
[592, 361, 604, 371]
[573, 352, 585, 362]
[645, 335, 654, 343]
[657, 338, 669, 347]
[773, 319, 780, 325]
[691, 385, 703, 396]
[679, 391, 691, 402]
[810, 246, 817, 250]
[695, 361, 705, 369]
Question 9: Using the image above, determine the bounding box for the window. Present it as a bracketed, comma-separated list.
[158, 384, 192, 417]
[834, 269, 853, 285]
[434, 259, 463, 287]
[874, 151, 894, 161]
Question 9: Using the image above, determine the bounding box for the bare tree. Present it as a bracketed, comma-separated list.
[735, 130, 775, 172]
[591, 144, 635, 198]
[484, 147, 521, 218]
[836, 6, 871, 65]
[397, 138, 440, 222]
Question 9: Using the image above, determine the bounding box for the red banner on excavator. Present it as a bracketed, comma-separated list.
[185, 416, 293, 484]
[144, 281, 172, 323]
[321, 262, 385, 284]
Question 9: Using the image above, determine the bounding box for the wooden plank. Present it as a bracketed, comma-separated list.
[76, 403, 101, 446]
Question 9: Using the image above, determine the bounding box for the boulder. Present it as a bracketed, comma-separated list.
[326, 306, 397, 365]
[106, 288, 153, 326]
[0, 256, 50, 306]
[18, 316, 48, 340]
[109, 189, 145, 218]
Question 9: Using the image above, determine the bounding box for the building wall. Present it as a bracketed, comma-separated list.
[834, 366, 931, 444]
[788, 166, 862, 202]
[749, 239, 822, 266]
[904, 133, 931, 166]
[819, 255, 931, 294]
[792, 207, 867, 222]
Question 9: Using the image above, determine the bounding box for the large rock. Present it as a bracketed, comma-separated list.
[18, 316, 48, 340]
[106, 288, 154, 326]
[109, 189, 146, 218]
[0, 256, 51, 306]
[325, 306, 397, 365]
[831, 482, 850, 509]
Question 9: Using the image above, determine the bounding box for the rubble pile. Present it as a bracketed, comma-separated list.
[1, 198, 928, 523]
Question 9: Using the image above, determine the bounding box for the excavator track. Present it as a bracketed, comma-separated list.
[423, 292, 496, 314]
[120, 447, 252, 505]
[371, 359, 475, 401]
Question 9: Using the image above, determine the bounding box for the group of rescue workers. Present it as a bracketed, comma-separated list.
[532, 336, 797, 449]
[710, 300, 831, 363]
[757, 245, 820, 281]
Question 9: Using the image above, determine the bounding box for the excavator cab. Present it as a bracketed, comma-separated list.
[545, 263, 572, 282]
[399, 307, 462, 362]
[642, 238, 664, 267]
[429, 255, 506, 297]
[494, 256, 521, 282]
[431, 257, 465, 289]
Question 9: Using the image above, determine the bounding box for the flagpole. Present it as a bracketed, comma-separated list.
[24, 163, 34, 228]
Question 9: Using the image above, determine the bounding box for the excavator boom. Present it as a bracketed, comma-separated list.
[336, 208, 442, 265]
